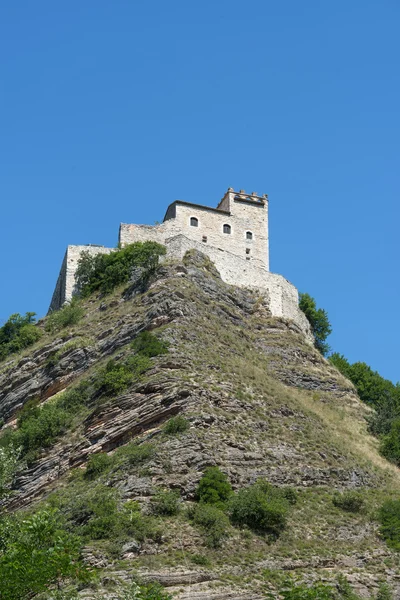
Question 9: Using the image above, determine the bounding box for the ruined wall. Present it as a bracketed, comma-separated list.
[48, 245, 113, 312]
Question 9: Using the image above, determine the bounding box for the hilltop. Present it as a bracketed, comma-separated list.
[0, 250, 399, 599]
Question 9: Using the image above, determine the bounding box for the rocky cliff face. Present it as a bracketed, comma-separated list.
[1, 251, 400, 599]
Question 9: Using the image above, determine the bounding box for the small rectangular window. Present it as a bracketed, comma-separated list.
[202, 235, 207, 243]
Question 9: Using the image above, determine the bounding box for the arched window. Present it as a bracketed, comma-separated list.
[223, 224, 231, 234]
[246, 231, 253, 240]
[190, 217, 199, 227]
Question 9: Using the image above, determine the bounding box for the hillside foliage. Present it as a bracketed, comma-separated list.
[299, 293, 332, 356]
[0, 312, 41, 362]
[329, 353, 400, 465]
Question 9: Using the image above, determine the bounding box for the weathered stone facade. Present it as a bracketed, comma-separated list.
[49, 188, 311, 340]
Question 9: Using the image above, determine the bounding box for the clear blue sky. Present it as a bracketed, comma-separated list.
[1, 1, 399, 382]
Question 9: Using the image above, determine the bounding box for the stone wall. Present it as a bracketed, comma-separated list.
[48, 245, 113, 312]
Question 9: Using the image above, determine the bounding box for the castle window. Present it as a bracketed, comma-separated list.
[190, 217, 199, 227]
[202, 235, 207, 243]
[246, 231, 253, 240]
[246, 248, 250, 255]
[223, 224, 231, 234]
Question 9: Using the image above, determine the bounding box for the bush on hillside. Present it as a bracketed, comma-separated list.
[299, 293, 332, 356]
[94, 355, 151, 396]
[123, 582, 172, 600]
[332, 491, 365, 513]
[115, 442, 155, 466]
[150, 489, 181, 516]
[0, 445, 20, 498]
[378, 499, 400, 551]
[229, 479, 290, 536]
[163, 415, 189, 435]
[189, 503, 230, 548]
[84, 452, 113, 480]
[0, 312, 42, 362]
[0, 510, 84, 600]
[75, 242, 166, 297]
[45, 300, 84, 332]
[131, 331, 169, 357]
[195, 466, 233, 508]
[380, 419, 400, 466]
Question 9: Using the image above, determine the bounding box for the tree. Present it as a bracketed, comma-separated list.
[299, 293, 332, 356]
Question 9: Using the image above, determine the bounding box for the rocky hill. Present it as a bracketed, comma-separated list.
[1, 250, 400, 599]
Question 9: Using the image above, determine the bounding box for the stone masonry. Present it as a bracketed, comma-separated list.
[49, 188, 311, 339]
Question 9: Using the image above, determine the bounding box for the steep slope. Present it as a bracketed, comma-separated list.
[1, 251, 400, 599]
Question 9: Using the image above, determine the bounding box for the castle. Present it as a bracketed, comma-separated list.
[49, 188, 311, 338]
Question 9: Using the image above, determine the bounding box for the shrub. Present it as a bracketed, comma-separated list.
[229, 479, 289, 536]
[0, 509, 84, 600]
[131, 331, 169, 357]
[380, 419, 400, 466]
[279, 575, 365, 600]
[50, 484, 161, 548]
[378, 499, 400, 551]
[45, 300, 84, 332]
[189, 503, 230, 548]
[75, 242, 166, 297]
[299, 293, 332, 356]
[84, 452, 113, 480]
[0, 445, 20, 497]
[15, 401, 72, 463]
[164, 415, 189, 435]
[332, 491, 365, 513]
[116, 442, 155, 466]
[0, 312, 41, 362]
[95, 355, 151, 396]
[279, 579, 336, 600]
[122, 582, 172, 600]
[151, 489, 181, 516]
[195, 466, 233, 508]
[376, 584, 393, 600]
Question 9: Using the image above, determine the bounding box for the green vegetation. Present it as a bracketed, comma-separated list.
[332, 491, 365, 513]
[189, 503, 230, 547]
[195, 466, 233, 508]
[150, 489, 181, 516]
[45, 300, 85, 332]
[94, 355, 151, 396]
[229, 479, 291, 537]
[115, 441, 155, 466]
[48, 483, 161, 549]
[84, 452, 113, 480]
[299, 293, 332, 356]
[1, 399, 72, 466]
[378, 499, 400, 551]
[0, 312, 41, 362]
[0, 445, 20, 497]
[0, 509, 84, 600]
[0, 330, 164, 474]
[120, 583, 172, 600]
[131, 330, 169, 357]
[276, 575, 392, 599]
[329, 353, 400, 465]
[163, 414, 190, 435]
[75, 241, 166, 297]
